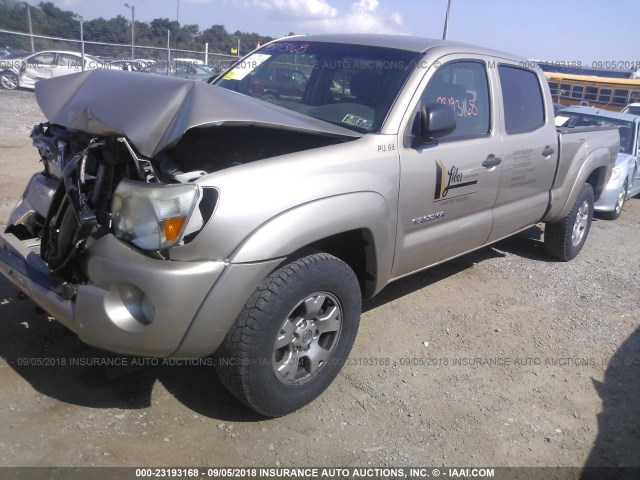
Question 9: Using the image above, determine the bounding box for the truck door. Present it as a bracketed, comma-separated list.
[393, 58, 502, 278]
[487, 64, 558, 242]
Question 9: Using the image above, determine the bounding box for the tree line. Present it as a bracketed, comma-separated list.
[0, 0, 276, 55]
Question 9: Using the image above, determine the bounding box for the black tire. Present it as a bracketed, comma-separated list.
[0, 71, 19, 90]
[544, 183, 594, 261]
[215, 252, 361, 417]
[600, 180, 627, 221]
[259, 93, 278, 103]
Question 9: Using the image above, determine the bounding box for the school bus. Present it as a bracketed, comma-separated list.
[544, 72, 640, 111]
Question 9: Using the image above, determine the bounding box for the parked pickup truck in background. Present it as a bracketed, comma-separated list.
[556, 106, 640, 219]
[0, 34, 620, 417]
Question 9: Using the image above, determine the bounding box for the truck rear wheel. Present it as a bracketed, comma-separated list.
[214, 252, 361, 417]
[544, 183, 594, 261]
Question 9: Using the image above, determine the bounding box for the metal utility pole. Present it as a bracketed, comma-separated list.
[167, 30, 171, 75]
[24, 2, 34, 52]
[124, 3, 135, 59]
[176, 0, 180, 23]
[75, 15, 84, 70]
[442, 0, 452, 40]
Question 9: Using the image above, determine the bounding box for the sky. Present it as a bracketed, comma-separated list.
[36, 0, 640, 65]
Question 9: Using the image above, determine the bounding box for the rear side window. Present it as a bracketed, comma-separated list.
[57, 54, 82, 68]
[499, 65, 545, 134]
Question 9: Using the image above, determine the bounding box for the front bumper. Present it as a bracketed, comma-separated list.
[594, 173, 625, 213]
[2, 171, 285, 358]
[0, 231, 225, 357]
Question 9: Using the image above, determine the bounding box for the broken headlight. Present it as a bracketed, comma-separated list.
[112, 180, 202, 251]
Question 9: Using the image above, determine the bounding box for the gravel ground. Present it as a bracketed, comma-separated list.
[0, 88, 639, 473]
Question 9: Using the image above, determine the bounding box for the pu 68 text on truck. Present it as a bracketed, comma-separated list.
[0, 35, 619, 416]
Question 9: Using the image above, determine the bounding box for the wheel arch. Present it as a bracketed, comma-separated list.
[229, 192, 395, 299]
[544, 147, 612, 222]
[585, 165, 610, 201]
[173, 192, 395, 358]
[303, 228, 377, 299]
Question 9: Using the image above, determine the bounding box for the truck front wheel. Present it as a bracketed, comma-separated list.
[214, 252, 362, 417]
[544, 183, 594, 261]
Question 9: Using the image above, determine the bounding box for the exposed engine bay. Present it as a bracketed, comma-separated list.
[8, 121, 349, 285]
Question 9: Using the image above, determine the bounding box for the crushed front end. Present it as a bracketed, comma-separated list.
[0, 121, 225, 357]
[0, 68, 359, 357]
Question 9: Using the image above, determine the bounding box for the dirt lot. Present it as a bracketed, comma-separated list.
[0, 88, 639, 471]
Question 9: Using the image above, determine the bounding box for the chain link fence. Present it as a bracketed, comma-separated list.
[0, 28, 238, 75]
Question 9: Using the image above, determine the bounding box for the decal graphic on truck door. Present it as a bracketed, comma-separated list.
[434, 159, 479, 200]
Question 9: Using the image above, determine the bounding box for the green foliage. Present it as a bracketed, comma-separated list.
[0, 0, 33, 33]
[0, 0, 274, 54]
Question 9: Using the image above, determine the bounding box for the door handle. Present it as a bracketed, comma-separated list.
[542, 146, 555, 157]
[482, 155, 502, 168]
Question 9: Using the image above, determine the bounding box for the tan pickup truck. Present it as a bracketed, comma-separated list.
[0, 34, 619, 416]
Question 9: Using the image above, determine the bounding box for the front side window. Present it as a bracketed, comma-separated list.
[498, 65, 545, 135]
[28, 53, 56, 66]
[416, 60, 490, 140]
[214, 41, 421, 133]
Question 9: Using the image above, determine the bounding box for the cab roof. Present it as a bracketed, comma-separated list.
[284, 33, 525, 61]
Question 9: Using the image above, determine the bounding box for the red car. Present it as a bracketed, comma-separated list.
[246, 66, 308, 99]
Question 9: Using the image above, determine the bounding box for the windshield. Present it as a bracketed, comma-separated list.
[558, 112, 635, 154]
[213, 41, 422, 133]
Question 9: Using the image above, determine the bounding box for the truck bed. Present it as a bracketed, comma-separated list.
[545, 126, 619, 222]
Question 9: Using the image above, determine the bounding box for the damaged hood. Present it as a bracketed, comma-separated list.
[35, 69, 361, 158]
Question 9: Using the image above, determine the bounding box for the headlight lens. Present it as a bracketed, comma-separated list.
[112, 180, 201, 251]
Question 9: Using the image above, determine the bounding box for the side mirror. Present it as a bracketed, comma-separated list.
[413, 103, 456, 146]
[421, 103, 457, 139]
